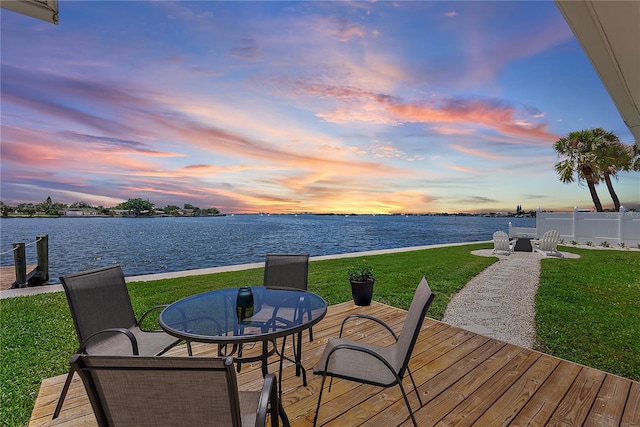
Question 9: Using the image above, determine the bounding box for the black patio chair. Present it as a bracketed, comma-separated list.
[71, 354, 278, 426]
[237, 254, 311, 381]
[313, 277, 435, 427]
[53, 265, 190, 419]
[264, 254, 312, 378]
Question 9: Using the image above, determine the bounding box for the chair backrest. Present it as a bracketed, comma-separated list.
[493, 231, 510, 250]
[60, 265, 137, 346]
[395, 277, 435, 376]
[540, 230, 559, 251]
[263, 253, 309, 290]
[71, 354, 244, 427]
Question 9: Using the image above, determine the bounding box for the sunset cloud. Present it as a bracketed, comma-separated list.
[60, 133, 187, 157]
[450, 144, 510, 161]
[1, 1, 636, 214]
[230, 39, 261, 59]
[302, 81, 558, 141]
[447, 165, 486, 175]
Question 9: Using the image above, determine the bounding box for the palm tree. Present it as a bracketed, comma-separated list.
[591, 128, 639, 211]
[591, 128, 626, 211]
[554, 129, 604, 212]
[554, 128, 639, 212]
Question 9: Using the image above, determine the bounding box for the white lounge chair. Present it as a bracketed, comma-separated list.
[491, 230, 512, 255]
[534, 230, 563, 257]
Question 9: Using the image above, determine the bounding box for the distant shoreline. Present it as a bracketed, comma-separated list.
[0, 214, 228, 219]
[0, 212, 534, 219]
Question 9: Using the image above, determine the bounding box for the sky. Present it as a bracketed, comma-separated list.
[1, 1, 638, 214]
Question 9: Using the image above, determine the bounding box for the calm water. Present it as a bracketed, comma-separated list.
[0, 215, 534, 284]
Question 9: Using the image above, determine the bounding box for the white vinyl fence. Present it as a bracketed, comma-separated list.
[509, 207, 640, 248]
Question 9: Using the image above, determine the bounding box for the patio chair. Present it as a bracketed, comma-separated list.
[265, 253, 312, 375]
[238, 254, 311, 379]
[534, 230, 563, 257]
[53, 265, 190, 419]
[263, 253, 312, 336]
[313, 277, 435, 427]
[263, 253, 310, 291]
[70, 354, 279, 427]
[491, 230, 513, 255]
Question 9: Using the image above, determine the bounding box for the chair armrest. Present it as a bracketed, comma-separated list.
[255, 373, 278, 427]
[137, 304, 169, 331]
[270, 294, 302, 314]
[323, 343, 397, 380]
[163, 305, 225, 335]
[339, 314, 398, 340]
[262, 295, 309, 331]
[78, 328, 139, 355]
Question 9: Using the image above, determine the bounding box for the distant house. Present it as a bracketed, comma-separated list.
[62, 208, 97, 216]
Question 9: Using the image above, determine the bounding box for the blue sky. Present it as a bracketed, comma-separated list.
[1, 1, 638, 214]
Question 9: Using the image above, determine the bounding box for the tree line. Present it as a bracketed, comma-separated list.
[0, 197, 223, 217]
[554, 128, 639, 212]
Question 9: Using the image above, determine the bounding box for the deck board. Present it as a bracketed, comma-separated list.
[29, 301, 640, 427]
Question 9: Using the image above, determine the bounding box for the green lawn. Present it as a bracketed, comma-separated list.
[1, 243, 638, 426]
[536, 247, 640, 381]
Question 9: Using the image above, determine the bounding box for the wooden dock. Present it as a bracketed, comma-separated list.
[29, 301, 640, 426]
[0, 265, 36, 289]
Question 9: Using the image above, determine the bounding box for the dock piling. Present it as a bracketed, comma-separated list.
[36, 235, 49, 282]
[9, 235, 49, 288]
[12, 243, 27, 288]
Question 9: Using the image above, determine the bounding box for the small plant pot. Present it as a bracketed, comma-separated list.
[350, 279, 375, 306]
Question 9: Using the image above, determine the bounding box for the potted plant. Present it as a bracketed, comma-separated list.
[347, 259, 375, 306]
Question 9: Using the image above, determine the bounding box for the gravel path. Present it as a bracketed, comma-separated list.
[442, 249, 579, 349]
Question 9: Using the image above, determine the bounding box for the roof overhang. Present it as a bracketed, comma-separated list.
[555, 0, 640, 144]
[1, 0, 58, 25]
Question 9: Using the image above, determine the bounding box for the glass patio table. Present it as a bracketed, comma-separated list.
[160, 285, 326, 367]
[160, 286, 327, 423]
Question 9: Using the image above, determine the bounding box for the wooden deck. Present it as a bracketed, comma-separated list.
[30, 301, 640, 426]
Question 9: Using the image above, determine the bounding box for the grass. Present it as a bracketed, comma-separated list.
[1, 243, 639, 426]
[536, 247, 640, 381]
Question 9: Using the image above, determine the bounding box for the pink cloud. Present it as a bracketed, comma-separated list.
[450, 144, 509, 161]
[306, 16, 366, 42]
[296, 80, 558, 141]
[447, 165, 485, 174]
[387, 97, 558, 141]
